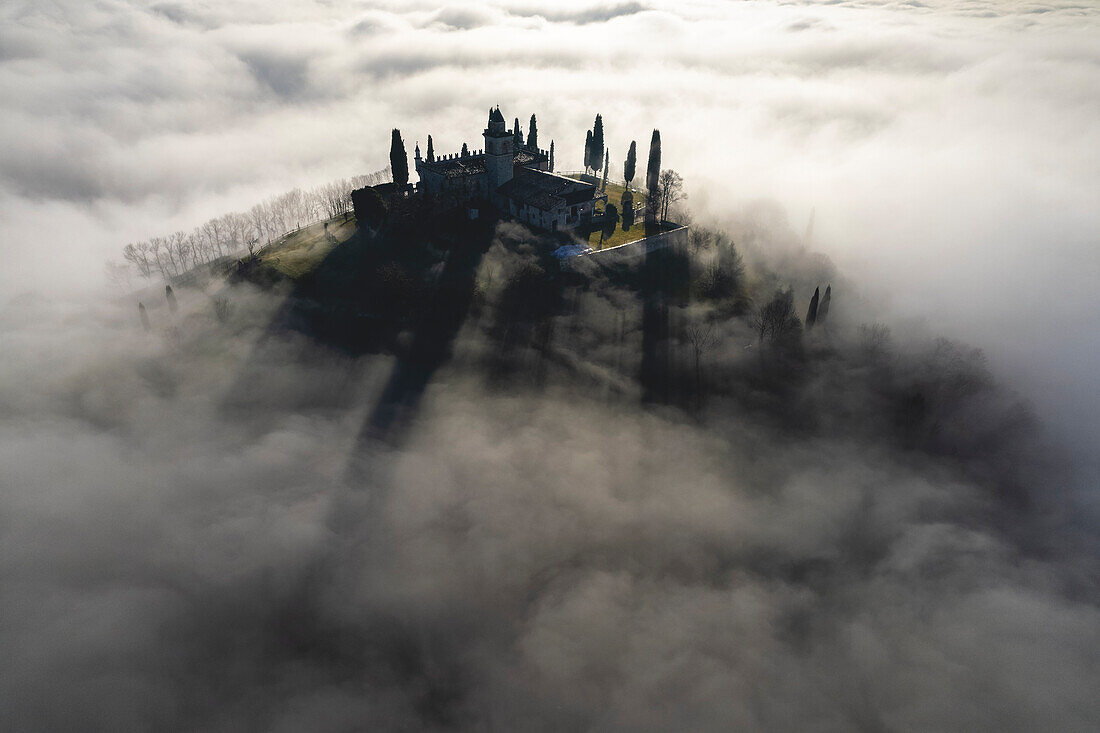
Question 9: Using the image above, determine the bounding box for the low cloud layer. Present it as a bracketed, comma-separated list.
[1, 1, 1097, 475]
[1, 3, 1098, 728]
[2, 225, 1099, 728]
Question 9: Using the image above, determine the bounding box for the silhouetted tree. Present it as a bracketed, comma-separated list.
[165, 284, 177, 314]
[513, 117, 523, 148]
[426, 135, 435, 162]
[624, 141, 637, 186]
[657, 169, 684, 222]
[122, 242, 153, 279]
[528, 114, 538, 150]
[751, 288, 801, 345]
[601, 150, 609, 191]
[621, 189, 635, 230]
[138, 302, 150, 332]
[645, 130, 661, 222]
[805, 286, 820, 328]
[461, 142, 469, 157]
[390, 129, 409, 188]
[549, 140, 555, 172]
[600, 203, 619, 247]
[351, 186, 387, 229]
[685, 323, 715, 397]
[818, 285, 832, 324]
[584, 130, 593, 175]
[591, 114, 604, 177]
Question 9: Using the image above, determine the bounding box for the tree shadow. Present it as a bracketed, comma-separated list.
[218, 208, 493, 445]
[639, 218, 691, 406]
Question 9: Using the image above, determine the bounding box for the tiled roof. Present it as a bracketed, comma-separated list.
[420, 147, 549, 179]
[514, 148, 547, 167]
[423, 154, 487, 178]
[497, 168, 598, 212]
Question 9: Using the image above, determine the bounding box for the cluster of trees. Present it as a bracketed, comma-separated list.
[805, 285, 832, 329]
[583, 115, 605, 181]
[572, 126, 681, 231]
[751, 284, 837, 346]
[118, 169, 390, 284]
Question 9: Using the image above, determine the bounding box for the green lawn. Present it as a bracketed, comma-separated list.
[581, 218, 650, 250]
[258, 215, 357, 279]
[566, 174, 650, 250]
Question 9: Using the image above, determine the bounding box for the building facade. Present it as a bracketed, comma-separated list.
[414, 107, 603, 231]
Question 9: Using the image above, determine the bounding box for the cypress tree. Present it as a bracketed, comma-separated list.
[513, 118, 523, 148]
[390, 129, 409, 188]
[601, 150, 609, 191]
[621, 189, 635, 230]
[549, 140, 555, 172]
[591, 114, 604, 175]
[584, 130, 592, 174]
[806, 287, 820, 328]
[138, 302, 150, 331]
[646, 129, 661, 193]
[426, 135, 435, 162]
[165, 284, 177, 314]
[527, 114, 538, 150]
[645, 129, 661, 222]
[601, 203, 618, 246]
[461, 142, 469, 157]
[818, 285, 832, 324]
[624, 141, 637, 185]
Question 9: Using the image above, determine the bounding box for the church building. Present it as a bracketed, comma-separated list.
[414, 107, 604, 231]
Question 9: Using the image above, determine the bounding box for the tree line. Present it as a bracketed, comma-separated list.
[579, 116, 685, 230]
[116, 168, 390, 286]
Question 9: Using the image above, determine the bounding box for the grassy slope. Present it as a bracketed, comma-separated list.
[258, 215, 358, 279]
[566, 174, 649, 250]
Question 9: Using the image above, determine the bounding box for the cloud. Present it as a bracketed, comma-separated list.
[425, 6, 500, 30]
[0, 233, 1097, 728]
[505, 1, 651, 25]
[238, 49, 313, 99]
[0, 7, 1098, 726]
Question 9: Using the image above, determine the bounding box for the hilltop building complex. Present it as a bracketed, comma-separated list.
[415, 107, 604, 231]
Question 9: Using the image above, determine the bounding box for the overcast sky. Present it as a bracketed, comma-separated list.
[1, 0, 1098, 477]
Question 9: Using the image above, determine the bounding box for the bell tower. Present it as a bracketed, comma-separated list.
[484, 106, 513, 193]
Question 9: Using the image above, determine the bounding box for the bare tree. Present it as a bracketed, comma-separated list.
[657, 170, 686, 223]
[685, 322, 715, 393]
[750, 288, 801, 345]
[122, 242, 153, 280]
[118, 167, 391, 273]
[223, 213, 248, 255]
[248, 204, 269, 248]
[148, 237, 170, 279]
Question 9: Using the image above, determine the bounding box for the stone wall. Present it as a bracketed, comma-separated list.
[563, 225, 688, 271]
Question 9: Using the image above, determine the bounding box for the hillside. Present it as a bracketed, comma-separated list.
[256, 216, 359, 279]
